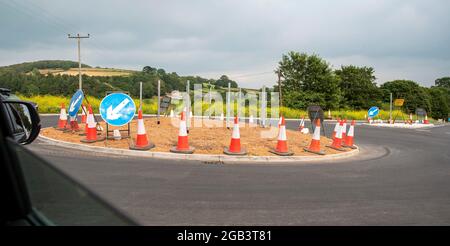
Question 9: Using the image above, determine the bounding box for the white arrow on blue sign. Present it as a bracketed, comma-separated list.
[99, 93, 136, 126]
[368, 106, 379, 118]
[68, 89, 84, 117]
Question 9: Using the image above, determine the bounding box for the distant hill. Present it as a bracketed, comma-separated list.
[0, 60, 91, 73]
[35, 67, 135, 77]
[0, 60, 241, 99]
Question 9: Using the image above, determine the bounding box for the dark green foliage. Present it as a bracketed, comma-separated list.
[335, 65, 382, 109]
[427, 87, 449, 119]
[1, 58, 449, 120]
[277, 52, 342, 109]
[435, 77, 450, 88]
[380, 80, 431, 113]
[0, 62, 237, 99]
[215, 75, 238, 88]
[0, 60, 90, 73]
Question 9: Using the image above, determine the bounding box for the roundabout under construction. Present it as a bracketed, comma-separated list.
[40, 103, 359, 163]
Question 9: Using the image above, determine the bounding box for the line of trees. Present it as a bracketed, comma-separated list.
[277, 51, 450, 119]
[0, 61, 238, 100]
[1, 58, 449, 119]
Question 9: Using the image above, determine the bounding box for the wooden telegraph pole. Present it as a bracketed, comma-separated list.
[68, 34, 90, 90]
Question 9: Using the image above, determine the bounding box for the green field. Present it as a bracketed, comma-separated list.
[18, 94, 426, 121]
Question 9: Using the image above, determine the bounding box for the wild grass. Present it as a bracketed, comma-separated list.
[18, 94, 423, 120]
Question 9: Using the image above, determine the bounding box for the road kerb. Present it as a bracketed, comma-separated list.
[38, 134, 359, 164]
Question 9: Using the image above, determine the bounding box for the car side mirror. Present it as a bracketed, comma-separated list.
[3, 100, 41, 144]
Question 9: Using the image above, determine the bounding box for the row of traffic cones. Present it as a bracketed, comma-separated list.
[55, 103, 88, 132]
[56, 103, 104, 142]
[305, 119, 357, 155]
[56, 102, 357, 156]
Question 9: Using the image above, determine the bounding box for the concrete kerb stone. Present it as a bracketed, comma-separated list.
[38, 133, 360, 164]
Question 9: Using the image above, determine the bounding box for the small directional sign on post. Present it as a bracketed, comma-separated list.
[68, 89, 84, 117]
[99, 93, 136, 126]
[368, 106, 379, 118]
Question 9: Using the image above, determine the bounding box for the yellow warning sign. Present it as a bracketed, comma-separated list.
[394, 99, 404, 107]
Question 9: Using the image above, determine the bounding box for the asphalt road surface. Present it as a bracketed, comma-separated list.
[26, 115, 450, 225]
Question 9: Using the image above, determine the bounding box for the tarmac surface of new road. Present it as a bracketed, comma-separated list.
[26, 115, 450, 225]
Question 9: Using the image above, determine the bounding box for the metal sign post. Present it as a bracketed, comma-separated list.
[139, 82, 143, 110]
[238, 88, 242, 119]
[260, 86, 266, 128]
[186, 80, 190, 131]
[389, 93, 393, 123]
[226, 82, 231, 129]
[157, 79, 161, 124]
[393, 98, 405, 123]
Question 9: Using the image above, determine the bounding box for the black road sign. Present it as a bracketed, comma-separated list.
[160, 96, 172, 113]
[415, 108, 427, 117]
[307, 105, 324, 133]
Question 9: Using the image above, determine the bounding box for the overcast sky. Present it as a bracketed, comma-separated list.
[1, 0, 449, 88]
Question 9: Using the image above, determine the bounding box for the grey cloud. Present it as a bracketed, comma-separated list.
[0, 0, 449, 88]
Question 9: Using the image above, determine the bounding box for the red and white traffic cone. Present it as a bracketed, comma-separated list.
[65, 116, 80, 132]
[327, 120, 345, 151]
[79, 104, 93, 136]
[55, 103, 68, 130]
[170, 111, 195, 154]
[343, 120, 357, 149]
[224, 116, 247, 155]
[270, 116, 293, 156]
[424, 114, 429, 124]
[81, 104, 87, 123]
[298, 116, 305, 131]
[304, 119, 325, 155]
[341, 119, 348, 143]
[130, 109, 155, 150]
[81, 106, 105, 143]
[332, 118, 341, 140]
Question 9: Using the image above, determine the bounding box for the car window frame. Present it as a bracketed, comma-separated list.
[0, 96, 137, 226]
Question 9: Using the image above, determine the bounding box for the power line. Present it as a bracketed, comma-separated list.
[231, 71, 274, 79]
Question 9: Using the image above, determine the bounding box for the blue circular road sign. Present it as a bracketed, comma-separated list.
[368, 106, 379, 118]
[68, 89, 84, 117]
[99, 93, 136, 126]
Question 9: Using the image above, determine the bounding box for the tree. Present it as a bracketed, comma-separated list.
[380, 80, 431, 113]
[435, 77, 450, 88]
[335, 65, 381, 109]
[277, 51, 342, 109]
[427, 87, 449, 120]
[142, 66, 156, 73]
[215, 75, 238, 88]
